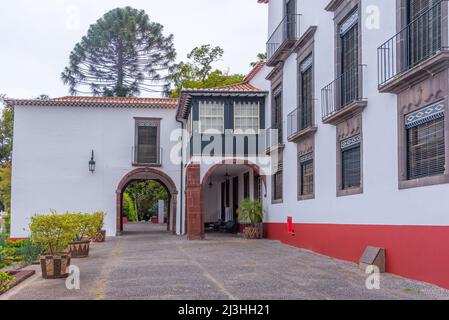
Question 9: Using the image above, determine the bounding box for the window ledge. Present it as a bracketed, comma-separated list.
[267, 39, 298, 67]
[271, 198, 284, 205]
[298, 194, 315, 201]
[399, 173, 449, 190]
[379, 51, 449, 94]
[288, 126, 317, 143]
[323, 100, 367, 126]
[132, 163, 162, 168]
[337, 186, 363, 197]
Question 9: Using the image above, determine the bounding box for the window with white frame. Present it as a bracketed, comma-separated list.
[187, 112, 193, 136]
[199, 101, 224, 134]
[234, 102, 260, 134]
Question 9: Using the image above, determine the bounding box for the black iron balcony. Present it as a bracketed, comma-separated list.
[265, 123, 284, 154]
[378, 1, 449, 92]
[132, 146, 162, 166]
[321, 64, 366, 124]
[287, 105, 316, 141]
[266, 14, 301, 66]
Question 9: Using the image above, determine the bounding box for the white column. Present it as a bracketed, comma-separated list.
[158, 200, 165, 225]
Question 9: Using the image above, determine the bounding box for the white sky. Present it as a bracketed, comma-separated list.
[0, 0, 268, 99]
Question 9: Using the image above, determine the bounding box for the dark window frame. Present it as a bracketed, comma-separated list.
[272, 150, 284, 204]
[134, 118, 161, 166]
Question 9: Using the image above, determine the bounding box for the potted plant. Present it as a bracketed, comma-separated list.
[92, 212, 106, 243]
[67, 213, 97, 258]
[237, 199, 263, 239]
[29, 212, 76, 279]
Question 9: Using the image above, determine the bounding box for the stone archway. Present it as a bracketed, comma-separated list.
[116, 167, 178, 236]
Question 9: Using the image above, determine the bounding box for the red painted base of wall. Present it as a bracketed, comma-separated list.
[264, 222, 449, 290]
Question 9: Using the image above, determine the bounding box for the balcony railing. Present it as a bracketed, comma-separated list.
[132, 146, 162, 166]
[378, 1, 447, 87]
[265, 123, 284, 152]
[321, 64, 365, 121]
[267, 14, 301, 63]
[287, 105, 314, 139]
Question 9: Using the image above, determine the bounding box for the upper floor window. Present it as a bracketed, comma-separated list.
[406, 102, 445, 180]
[340, 10, 359, 107]
[199, 101, 224, 134]
[272, 86, 283, 144]
[234, 102, 260, 134]
[300, 56, 313, 129]
[134, 118, 160, 165]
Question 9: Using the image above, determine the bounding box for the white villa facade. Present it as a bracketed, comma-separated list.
[6, 0, 449, 290]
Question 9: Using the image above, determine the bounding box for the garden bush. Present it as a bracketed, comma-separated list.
[0, 272, 15, 292]
[29, 212, 78, 255]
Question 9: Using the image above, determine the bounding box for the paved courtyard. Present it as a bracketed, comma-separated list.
[2, 223, 449, 300]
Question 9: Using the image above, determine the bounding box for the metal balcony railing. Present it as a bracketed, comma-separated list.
[267, 14, 301, 62]
[321, 64, 365, 121]
[287, 105, 314, 139]
[378, 1, 448, 87]
[132, 146, 162, 166]
[265, 123, 284, 152]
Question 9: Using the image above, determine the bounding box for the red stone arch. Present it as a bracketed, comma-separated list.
[116, 167, 178, 235]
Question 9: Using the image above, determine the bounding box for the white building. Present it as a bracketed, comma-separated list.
[259, 0, 449, 290]
[6, 0, 449, 290]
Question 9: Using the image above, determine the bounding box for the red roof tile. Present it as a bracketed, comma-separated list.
[5, 96, 178, 109]
[244, 61, 266, 83]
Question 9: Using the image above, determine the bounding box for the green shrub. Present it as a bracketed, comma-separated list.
[29, 212, 77, 255]
[16, 240, 44, 264]
[67, 213, 99, 241]
[0, 272, 15, 292]
[237, 199, 263, 227]
[123, 192, 135, 221]
[92, 211, 105, 231]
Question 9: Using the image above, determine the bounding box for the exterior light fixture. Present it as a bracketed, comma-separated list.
[89, 150, 96, 173]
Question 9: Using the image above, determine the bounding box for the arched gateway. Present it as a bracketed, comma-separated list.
[116, 167, 178, 235]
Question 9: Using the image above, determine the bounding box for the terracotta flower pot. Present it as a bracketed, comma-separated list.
[152, 216, 158, 224]
[68, 240, 91, 258]
[93, 230, 106, 243]
[40, 253, 71, 279]
[123, 217, 128, 225]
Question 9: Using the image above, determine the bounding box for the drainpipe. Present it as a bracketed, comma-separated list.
[176, 118, 185, 235]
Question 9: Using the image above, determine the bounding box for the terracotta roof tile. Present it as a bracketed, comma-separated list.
[5, 96, 178, 109]
[184, 82, 260, 93]
[244, 61, 266, 83]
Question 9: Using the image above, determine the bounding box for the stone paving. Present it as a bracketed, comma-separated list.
[2, 223, 449, 300]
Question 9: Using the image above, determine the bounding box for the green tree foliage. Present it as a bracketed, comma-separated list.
[61, 7, 176, 97]
[0, 163, 11, 212]
[250, 53, 267, 67]
[122, 192, 136, 221]
[166, 45, 245, 98]
[125, 180, 168, 221]
[0, 105, 13, 164]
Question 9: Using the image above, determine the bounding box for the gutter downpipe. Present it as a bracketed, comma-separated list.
[176, 117, 185, 235]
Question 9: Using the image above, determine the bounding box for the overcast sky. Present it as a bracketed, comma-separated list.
[0, 0, 268, 99]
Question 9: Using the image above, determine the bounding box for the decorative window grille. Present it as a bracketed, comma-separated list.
[272, 87, 283, 144]
[406, 101, 445, 179]
[340, 10, 359, 107]
[299, 153, 314, 196]
[341, 135, 361, 190]
[199, 101, 224, 134]
[234, 102, 260, 134]
[273, 151, 283, 201]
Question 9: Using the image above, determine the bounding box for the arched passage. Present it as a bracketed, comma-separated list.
[116, 167, 178, 236]
[185, 160, 267, 240]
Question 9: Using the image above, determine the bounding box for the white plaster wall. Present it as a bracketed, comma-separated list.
[264, 0, 449, 227]
[10, 105, 182, 238]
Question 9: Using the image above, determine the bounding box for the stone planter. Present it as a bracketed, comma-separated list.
[93, 230, 106, 243]
[40, 253, 71, 279]
[243, 226, 261, 239]
[68, 240, 90, 258]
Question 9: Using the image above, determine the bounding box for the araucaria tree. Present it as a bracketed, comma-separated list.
[61, 7, 176, 97]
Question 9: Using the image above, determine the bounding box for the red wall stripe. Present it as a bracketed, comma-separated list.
[264, 222, 449, 290]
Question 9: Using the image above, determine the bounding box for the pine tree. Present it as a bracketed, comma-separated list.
[61, 7, 176, 97]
